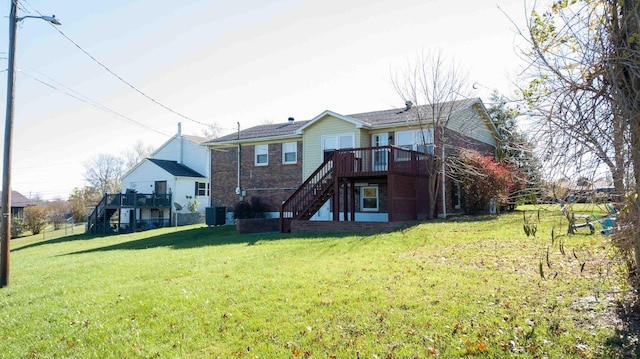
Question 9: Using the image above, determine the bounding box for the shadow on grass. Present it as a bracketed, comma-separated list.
[12, 232, 101, 252]
[62, 225, 361, 256]
[604, 302, 640, 358]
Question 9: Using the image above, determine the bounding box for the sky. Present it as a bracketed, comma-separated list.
[0, 0, 534, 200]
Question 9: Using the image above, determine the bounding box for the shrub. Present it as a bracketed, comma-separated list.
[24, 206, 49, 235]
[233, 201, 253, 219]
[454, 150, 514, 214]
[233, 197, 268, 219]
[10, 217, 24, 238]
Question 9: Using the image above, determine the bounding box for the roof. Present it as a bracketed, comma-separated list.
[205, 98, 489, 145]
[0, 190, 35, 208]
[148, 159, 206, 178]
[348, 98, 480, 127]
[206, 120, 310, 144]
[181, 134, 209, 145]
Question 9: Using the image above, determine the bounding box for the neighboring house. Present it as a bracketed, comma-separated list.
[205, 98, 499, 232]
[0, 190, 35, 219]
[87, 124, 210, 234]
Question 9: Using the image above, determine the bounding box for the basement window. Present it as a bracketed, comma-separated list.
[361, 186, 379, 211]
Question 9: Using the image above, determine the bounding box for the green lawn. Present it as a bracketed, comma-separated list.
[0, 207, 633, 358]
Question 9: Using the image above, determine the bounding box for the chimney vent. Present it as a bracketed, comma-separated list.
[288, 117, 294, 123]
[405, 101, 413, 110]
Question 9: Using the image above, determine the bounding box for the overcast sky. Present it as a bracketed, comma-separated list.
[0, 0, 534, 200]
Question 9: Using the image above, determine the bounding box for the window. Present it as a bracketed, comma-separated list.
[395, 129, 434, 154]
[452, 181, 461, 209]
[255, 144, 268, 166]
[282, 142, 297, 164]
[361, 186, 379, 211]
[195, 182, 210, 196]
[321, 133, 355, 161]
[416, 129, 434, 155]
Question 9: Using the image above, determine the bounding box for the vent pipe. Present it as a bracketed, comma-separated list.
[405, 101, 413, 110]
[288, 117, 294, 123]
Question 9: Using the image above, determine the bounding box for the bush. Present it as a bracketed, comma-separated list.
[24, 206, 49, 235]
[233, 197, 268, 219]
[10, 217, 24, 239]
[454, 150, 514, 214]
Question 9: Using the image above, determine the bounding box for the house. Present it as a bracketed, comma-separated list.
[87, 124, 210, 234]
[205, 98, 499, 233]
[0, 190, 35, 219]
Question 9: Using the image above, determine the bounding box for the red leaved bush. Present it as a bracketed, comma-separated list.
[456, 150, 514, 214]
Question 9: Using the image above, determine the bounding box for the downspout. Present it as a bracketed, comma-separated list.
[236, 122, 242, 201]
[441, 126, 447, 219]
[177, 122, 183, 164]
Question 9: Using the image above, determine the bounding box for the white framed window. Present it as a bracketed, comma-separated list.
[321, 133, 355, 161]
[255, 144, 268, 166]
[282, 142, 297, 164]
[395, 129, 434, 154]
[360, 186, 379, 211]
[195, 182, 210, 196]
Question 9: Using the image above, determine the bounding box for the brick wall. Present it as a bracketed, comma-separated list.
[236, 218, 280, 234]
[210, 142, 303, 213]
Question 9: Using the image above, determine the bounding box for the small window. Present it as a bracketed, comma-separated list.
[282, 142, 297, 164]
[196, 182, 210, 196]
[361, 186, 379, 211]
[255, 144, 268, 166]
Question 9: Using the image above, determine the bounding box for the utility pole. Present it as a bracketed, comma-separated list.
[1, 1, 60, 288]
[1, 0, 19, 288]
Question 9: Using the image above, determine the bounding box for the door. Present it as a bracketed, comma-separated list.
[372, 133, 389, 171]
[155, 181, 167, 194]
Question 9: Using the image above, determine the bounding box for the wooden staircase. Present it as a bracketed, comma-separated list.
[280, 153, 336, 233]
[87, 195, 118, 234]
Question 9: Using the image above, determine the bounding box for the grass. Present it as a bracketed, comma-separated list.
[0, 207, 634, 358]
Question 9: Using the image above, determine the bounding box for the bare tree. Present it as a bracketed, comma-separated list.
[84, 154, 124, 194]
[520, 0, 640, 286]
[392, 50, 472, 218]
[202, 122, 224, 139]
[520, 1, 630, 201]
[122, 140, 155, 171]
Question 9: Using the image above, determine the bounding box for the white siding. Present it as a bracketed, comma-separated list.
[154, 136, 209, 177]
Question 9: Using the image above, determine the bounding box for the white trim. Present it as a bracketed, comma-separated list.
[254, 144, 268, 166]
[295, 110, 371, 134]
[360, 185, 379, 212]
[282, 142, 297, 164]
[320, 133, 355, 162]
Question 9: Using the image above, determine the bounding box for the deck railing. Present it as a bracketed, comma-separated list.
[280, 146, 429, 232]
[104, 193, 172, 207]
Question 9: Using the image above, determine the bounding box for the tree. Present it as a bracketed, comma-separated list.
[84, 154, 124, 194]
[69, 186, 101, 222]
[487, 92, 542, 203]
[392, 50, 471, 218]
[521, 0, 640, 287]
[47, 200, 69, 229]
[23, 206, 48, 235]
[122, 141, 155, 171]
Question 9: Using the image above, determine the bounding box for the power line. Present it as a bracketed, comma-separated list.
[17, 68, 171, 137]
[22, 0, 212, 128]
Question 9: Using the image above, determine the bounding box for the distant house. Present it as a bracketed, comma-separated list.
[87, 124, 211, 234]
[205, 98, 499, 233]
[0, 190, 35, 219]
